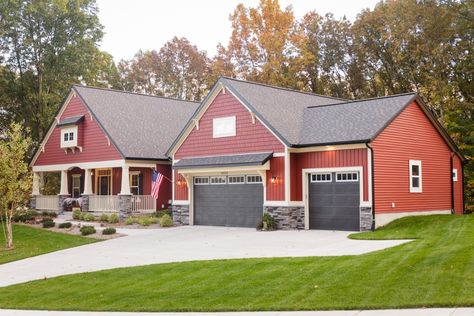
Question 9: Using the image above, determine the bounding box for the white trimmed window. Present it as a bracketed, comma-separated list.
[60, 126, 78, 148]
[409, 160, 422, 193]
[336, 172, 358, 182]
[228, 175, 245, 184]
[210, 176, 226, 185]
[311, 173, 332, 183]
[130, 171, 140, 195]
[213, 116, 236, 138]
[72, 174, 81, 198]
[246, 175, 262, 183]
[453, 169, 458, 182]
[194, 177, 210, 185]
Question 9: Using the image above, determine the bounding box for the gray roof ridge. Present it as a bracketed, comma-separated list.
[220, 76, 347, 101]
[306, 92, 417, 109]
[72, 84, 200, 104]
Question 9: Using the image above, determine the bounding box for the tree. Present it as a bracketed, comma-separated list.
[0, 123, 32, 249]
[119, 37, 211, 101]
[0, 0, 120, 145]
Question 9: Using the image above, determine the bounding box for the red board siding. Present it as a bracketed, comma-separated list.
[266, 157, 285, 201]
[372, 102, 453, 214]
[174, 171, 188, 201]
[290, 148, 368, 202]
[112, 168, 122, 195]
[175, 90, 284, 159]
[34, 95, 122, 166]
[453, 155, 464, 215]
[155, 164, 172, 210]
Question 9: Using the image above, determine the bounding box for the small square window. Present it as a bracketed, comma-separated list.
[69, 132, 74, 141]
[213, 116, 236, 138]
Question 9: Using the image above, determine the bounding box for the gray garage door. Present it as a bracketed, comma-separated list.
[194, 175, 263, 228]
[308, 171, 360, 231]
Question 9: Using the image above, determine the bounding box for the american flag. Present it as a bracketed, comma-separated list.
[151, 169, 163, 199]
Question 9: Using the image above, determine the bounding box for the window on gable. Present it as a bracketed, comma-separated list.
[69, 132, 74, 141]
[64, 133, 69, 141]
[213, 116, 236, 138]
[453, 169, 458, 182]
[409, 160, 422, 193]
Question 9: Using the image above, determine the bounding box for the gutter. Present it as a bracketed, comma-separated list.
[366, 142, 376, 231]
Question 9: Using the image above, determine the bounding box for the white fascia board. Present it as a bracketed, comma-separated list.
[177, 161, 271, 176]
[32, 159, 125, 172]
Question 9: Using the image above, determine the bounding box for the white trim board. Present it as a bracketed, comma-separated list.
[32, 159, 161, 172]
[375, 210, 451, 228]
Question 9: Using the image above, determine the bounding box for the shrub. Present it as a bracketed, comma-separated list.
[58, 222, 72, 229]
[42, 211, 57, 218]
[27, 210, 39, 218]
[72, 209, 82, 220]
[102, 227, 116, 235]
[99, 213, 109, 222]
[108, 213, 119, 224]
[83, 213, 95, 222]
[42, 218, 55, 228]
[159, 214, 173, 227]
[80, 225, 96, 236]
[138, 216, 152, 226]
[259, 213, 277, 231]
[124, 217, 136, 225]
[156, 209, 171, 218]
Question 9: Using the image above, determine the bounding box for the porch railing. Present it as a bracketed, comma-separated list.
[36, 195, 59, 211]
[89, 195, 119, 212]
[131, 195, 156, 212]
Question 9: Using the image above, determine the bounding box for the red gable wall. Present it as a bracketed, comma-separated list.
[174, 90, 284, 159]
[372, 102, 460, 214]
[34, 94, 122, 166]
[174, 89, 286, 201]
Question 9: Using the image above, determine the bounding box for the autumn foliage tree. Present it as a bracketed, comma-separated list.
[0, 123, 32, 249]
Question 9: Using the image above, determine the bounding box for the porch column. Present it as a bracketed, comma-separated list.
[119, 165, 132, 215]
[32, 172, 40, 195]
[83, 169, 93, 195]
[59, 170, 69, 195]
[120, 165, 131, 195]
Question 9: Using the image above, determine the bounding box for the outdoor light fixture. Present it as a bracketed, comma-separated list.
[271, 176, 277, 184]
[177, 179, 182, 186]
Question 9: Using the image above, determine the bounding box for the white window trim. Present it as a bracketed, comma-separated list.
[453, 169, 458, 182]
[212, 116, 236, 138]
[228, 175, 245, 184]
[194, 176, 210, 185]
[210, 176, 227, 185]
[335, 172, 359, 182]
[246, 175, 262, 184]
[129, 171, 140, 195]
[60, 126, 78, 149]
[409, 160, 422, 193]
[310, 173, 332, 183]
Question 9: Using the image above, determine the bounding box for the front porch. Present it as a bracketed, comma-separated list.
[31, 160, 167, 214]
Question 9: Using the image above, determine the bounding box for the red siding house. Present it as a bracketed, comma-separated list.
[30, 86, 198, 214]
[32, 77, 465, 231]
[167, 77, 465, 230]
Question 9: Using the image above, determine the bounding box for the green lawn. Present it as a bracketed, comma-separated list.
[0, 214, 473, 311]
[0, 224, 97, 265]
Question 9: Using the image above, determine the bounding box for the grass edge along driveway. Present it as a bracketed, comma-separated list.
[0, 224, 97, 265]
[0, 214, 473, 312]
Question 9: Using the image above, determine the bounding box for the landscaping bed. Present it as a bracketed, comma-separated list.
[0, 214, 472, 311]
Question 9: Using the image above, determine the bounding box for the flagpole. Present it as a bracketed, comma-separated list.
[151, 168, 174, 183]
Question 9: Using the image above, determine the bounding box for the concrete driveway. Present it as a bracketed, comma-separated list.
[0, 226, 410, 287]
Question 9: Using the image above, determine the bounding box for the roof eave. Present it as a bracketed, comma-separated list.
[291, 139, 371, 148]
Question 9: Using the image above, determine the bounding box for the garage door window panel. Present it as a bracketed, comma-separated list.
[194, 177, 209, 185]
[210, 176, 226, 185]
[228, 175, 245, 184]
[311, 173, 332, 183]
[336, 172, 358, 182]
[246, 175, 262, 183]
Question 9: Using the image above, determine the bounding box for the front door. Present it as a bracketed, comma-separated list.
[97, 169, 112, 195]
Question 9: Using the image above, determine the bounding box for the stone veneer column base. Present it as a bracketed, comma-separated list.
[264, 206, 305, 230]
[172, 204, 190, 226]
[30, 195, 37, 209]
[58, 195, 70, 214]
[119, 195, 132, 217]
[80, 195, 90, 212]
[360, 207, 373, 231]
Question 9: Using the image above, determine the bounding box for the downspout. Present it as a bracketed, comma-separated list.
[461, 158, 466, 214]
[450, 152, 455, 214]
[366, 142, 376, 231]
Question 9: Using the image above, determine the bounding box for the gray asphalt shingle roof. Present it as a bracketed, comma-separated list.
[174, 152, 273, 169]
[222, 77, 345, 145]
[73, 85, 199, 160]
[299, 93, 417, 146]
[57, 115, 84, 126]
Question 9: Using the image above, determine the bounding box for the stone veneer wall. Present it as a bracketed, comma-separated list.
[264, 206, 305, 230]
[58, 195, 70, 214]
[172, 204, 190, 225]
[360, 207, 373, 231]
[119, 195, 132, 216]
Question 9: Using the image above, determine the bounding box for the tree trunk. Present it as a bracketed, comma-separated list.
[5, 214, 13, 249]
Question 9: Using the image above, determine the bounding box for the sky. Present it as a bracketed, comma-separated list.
[96, 0, 380, 62]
